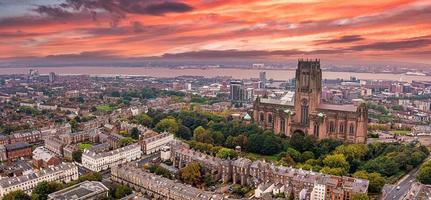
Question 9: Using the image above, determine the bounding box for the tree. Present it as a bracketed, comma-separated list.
[114, 184, 132, 199]
[130, 127, 140, 140]
[352, 193, 369, 200]
[72, 150, 83, 163]
[132, 113, 153, 127]
[79, 172, 102, 182]
[286, 148, 302, 162]
[3, 190, 31, 200]
[212, 131, 225, 146]
[155, 117, 179, 134]
[361, 156, 399, 177]
[417, 161, 431, 184]
[216, 148, 237, 159]
[302, 151, 315, 161]
[353, 171, 385, 193]
[323, 154, 349, 170]
[32, 181, 64, 200]
[119, 137, 135, 147]
[320, 166, 347, 176]
[193, 126, 206, 139]
[176, 125, 192, 140]
[179, 162, 202, 186]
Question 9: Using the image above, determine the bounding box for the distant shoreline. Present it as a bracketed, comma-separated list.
[0, 66, 430, 82]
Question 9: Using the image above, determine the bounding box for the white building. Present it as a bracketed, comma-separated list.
[160, 145, 171, 161]
[82, 143, 142, 172]
[0, 163, 78, 197]
[141, 132, 174, 155]
[310, 182, 326, 200]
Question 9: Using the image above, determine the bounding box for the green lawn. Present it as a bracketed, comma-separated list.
[96, 104, 115, 111]
[391, 130, 410, 136]
[79, 143, 93, 150]
[243, 152, 279, 162]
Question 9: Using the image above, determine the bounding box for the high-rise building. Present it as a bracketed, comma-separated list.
[259, 71, 267, 89]
[229, 80, 244, 103]
[49, 72, 56, 83]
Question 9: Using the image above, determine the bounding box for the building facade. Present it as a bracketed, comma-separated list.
[48, 181, 109, 200]
[82, 143, 142, 172]
[141, 132, 174, 154]
[0, 163, 78, 197]
[253, 59, 368, 143]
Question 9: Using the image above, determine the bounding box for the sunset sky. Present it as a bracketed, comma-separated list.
[0, 0, 430, 65]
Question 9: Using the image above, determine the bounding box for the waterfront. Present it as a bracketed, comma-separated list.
[0, 66, 430, 82]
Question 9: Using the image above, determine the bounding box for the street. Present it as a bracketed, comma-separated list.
[384, 156, 431, 200]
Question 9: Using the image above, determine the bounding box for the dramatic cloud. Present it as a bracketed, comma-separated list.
[316, 35, 365, 44]
[349, 38, 431, 51]
[0, 0, 430, 64]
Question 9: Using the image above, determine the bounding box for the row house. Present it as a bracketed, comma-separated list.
[0, 163, 78, 197]
[111, 163, 225, 200]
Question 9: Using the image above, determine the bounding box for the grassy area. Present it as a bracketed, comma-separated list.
[79, 143, 93, 150]
[96, 104, 115, 111]
[243, 152, 278, 162]
[391, 130, 410, 136]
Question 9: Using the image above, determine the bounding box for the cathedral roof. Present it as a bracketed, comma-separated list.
[317, 104, 357, 112]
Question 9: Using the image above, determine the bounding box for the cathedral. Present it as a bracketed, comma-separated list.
[253, 59, 368, 143]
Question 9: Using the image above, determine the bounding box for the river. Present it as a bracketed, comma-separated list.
[0, 67, 430, 82]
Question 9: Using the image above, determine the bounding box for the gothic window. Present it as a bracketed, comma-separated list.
[329, 121, 335, 133]
[268, 113, 273, 124]
[280, 118, 286, 133]
[301, 100, 309, 124]
[349, 124, 355, 135]
[313, 123, 319, 137]
[260, 112, 264, 122]
[339, 123, 345, 133]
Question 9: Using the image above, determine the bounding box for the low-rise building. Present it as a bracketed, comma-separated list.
[141, 132, 174, 154]
[111, 163, 224, 200]
[5, 142, 32, 160]
[0, 163, 79, 197]
[82, 143, 142, 172]
[32, 147, 61, 168]
[48, 181, 109, 200]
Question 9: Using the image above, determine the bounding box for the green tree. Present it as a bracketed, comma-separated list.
[31, 181, 64, 200]
[353, 170, 385, 193]
[130, 127, 140, 140]
[72, 150, 83, 163]
[352, 193, 369, 200]
[114, 184, 132, 199]
[417, 161, 431, 184]
[216, 148, 237, 159]
[119, 137, 135, 147]
[79, 172, 102, 182]
[3, 190, 31, 200]
[132, 113, 153, 127]
[155, 117, 179, 134]
[286, 148, 302, 162]
[302, 151, 315, 161]
[179, 162, 202, 186]
[176, 125, 192, 140]
[320, 166, 347, 176]
[323, 154, 349, 170]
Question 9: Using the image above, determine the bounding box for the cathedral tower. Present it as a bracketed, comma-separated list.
[294, 59, 322, 126]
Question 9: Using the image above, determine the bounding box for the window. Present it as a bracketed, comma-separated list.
[280, 118, 286, 133]
[329, 121, 335, 133]
[349, 124, 355, 135]
[301, 100, 309, 124]
[268, 113, 273, 124]
[313, 123, 319, 137]
[260, 112, 264, 122]
[339, 123, 344, 133]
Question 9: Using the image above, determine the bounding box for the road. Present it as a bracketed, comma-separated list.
[384, 156, 430, 200]
[383, 169, 418, 200]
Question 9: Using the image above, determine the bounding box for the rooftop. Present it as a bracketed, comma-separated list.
[48, 181, 108, 200]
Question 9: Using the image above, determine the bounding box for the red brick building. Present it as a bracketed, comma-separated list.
[5, 142, 32, 160]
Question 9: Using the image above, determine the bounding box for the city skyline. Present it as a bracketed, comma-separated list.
[0, 0, 430, 66]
